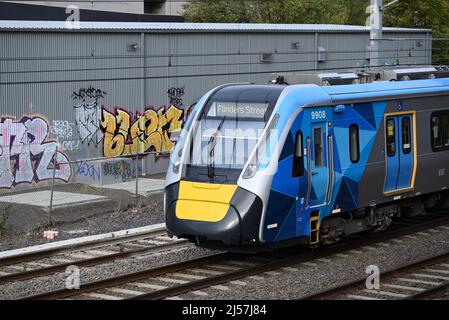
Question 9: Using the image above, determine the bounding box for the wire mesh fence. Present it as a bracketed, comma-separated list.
[0, 148, 170, 229]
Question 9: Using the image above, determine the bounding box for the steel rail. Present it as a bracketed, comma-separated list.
[0, 227, 167, 267]
[0, 239, 188, 284]
[22, 252, 236, 300]
[302, 250, 449, 300]
[132, 214, 449, 300]
[21, 213, 449, 300]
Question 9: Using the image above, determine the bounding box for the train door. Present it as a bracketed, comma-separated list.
[384, 112, 417, 194]
[306, 109, 334, 209]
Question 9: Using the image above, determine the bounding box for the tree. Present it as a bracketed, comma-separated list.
[282, 0, 351, 24]
[182, 0, 449, 63]
[183, 0, 449, 34]
[346, 0, 370, 25]
[383, 0, 449, 63]
[182, 0, 352, 24]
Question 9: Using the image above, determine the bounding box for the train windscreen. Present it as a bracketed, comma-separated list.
[183, 85, 284, 183]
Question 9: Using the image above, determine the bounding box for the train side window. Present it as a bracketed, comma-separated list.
[292, 131, 304, 177]
[431, 111, 449, 152]
[402, 117, 412, 154]
[349, 124, 360, 163]
[386, 119, 396, 157]
[313, 127, 324, 167]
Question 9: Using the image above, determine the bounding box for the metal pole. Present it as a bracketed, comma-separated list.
[140, 32, 146, 177]
[48, 148, 57, 226]
[133, 31, 145, 199]
[370, 0, 383, 67]
[314, 32, 319, 71]
[135, 146, 139, 198]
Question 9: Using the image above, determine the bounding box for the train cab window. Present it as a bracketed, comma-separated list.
[386, 119, 396, 157]
[313, 128, 324, 167]
[292, 131, 304, 177]
[402, 117, 412, 154]
[349, 124, 360, 163]
[431, 111, 449, 152]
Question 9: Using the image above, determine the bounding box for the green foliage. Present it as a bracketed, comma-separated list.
[383, 0, 449, 63]
[384, 0, 449, 36]
[183, 0, 449, 63]
[182, 0, 367, 24]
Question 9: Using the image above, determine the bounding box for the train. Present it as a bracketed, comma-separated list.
[164, 78, 449, 252]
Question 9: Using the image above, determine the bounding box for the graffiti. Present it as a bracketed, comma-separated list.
[186, 102, 197, 120]
[103, 160, 136, 182]
[100, 105, 183, 157]
[75, 161, 100, 181]
[71, 85, 187, 158]
[167, 87, 185, 108]
[61, 140, 80, 152]
[51, 120, 75, 140]
[73, 86, 105, 147]
[0, 115, 72, 188]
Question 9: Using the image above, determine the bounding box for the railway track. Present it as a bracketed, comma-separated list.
[21, 212, 449, 300]
[302, 249, 449, 300]
[0, 226, 188, 284]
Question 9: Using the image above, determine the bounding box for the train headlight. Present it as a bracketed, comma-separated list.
[173, 160, 181, 174]
[243, 163, 258, 179]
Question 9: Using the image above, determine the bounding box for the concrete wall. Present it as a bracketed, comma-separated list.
[6, 1, 145, 14]
[148, 1, 187, 15]
[6, 0, 187, 15]
[0, 25, 431, 191]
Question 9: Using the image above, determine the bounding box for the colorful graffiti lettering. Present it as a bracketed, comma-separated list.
[0, 116, 72, 188]
[73, 86, 105, 147]
[100, 105, 183, 157]
[102, 160, 136, 182]
[75, 161, 100, 181]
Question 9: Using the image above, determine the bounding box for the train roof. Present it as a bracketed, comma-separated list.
[300, 77, 449, 106]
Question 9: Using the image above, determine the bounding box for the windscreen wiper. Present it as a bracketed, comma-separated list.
[207, 117, 226, 178]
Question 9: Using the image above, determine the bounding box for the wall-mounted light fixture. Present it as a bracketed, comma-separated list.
[291, 41, 301, 49]
[127, 43, 139, 52]
[260, 53, 274, 63]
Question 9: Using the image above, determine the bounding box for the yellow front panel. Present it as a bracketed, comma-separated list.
[175, 181, 238, 222]
[176, 200, 231, 222]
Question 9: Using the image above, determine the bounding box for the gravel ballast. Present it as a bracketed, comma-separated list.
[177, 224, 449, 300]
[1, 223, 449, 300]
[0, 191, 165, 252]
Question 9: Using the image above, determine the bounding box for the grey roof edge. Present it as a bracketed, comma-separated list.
[0, 20, 433, 33]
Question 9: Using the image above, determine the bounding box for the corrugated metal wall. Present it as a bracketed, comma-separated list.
[0, 27, 431, 190]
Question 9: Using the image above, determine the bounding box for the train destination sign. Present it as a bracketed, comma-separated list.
[209, 102, 268, 119]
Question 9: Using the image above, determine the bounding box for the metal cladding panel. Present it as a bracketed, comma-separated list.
[0, 24, 433, 192]
[0, 28, 433, 119]
[0, 21, 432, 33]
[0, 32, 143, 113]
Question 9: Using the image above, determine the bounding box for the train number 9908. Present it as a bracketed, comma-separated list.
[311, 110, 327, 120]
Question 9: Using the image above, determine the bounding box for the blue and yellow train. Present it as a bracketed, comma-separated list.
[165, 79, 449, 251]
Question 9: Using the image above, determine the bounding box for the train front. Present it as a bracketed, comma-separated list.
[165, 84, 285, 251]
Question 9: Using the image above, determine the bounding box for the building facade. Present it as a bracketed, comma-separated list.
[5, 0, 188, 15]
[0, 21, 432, 190]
